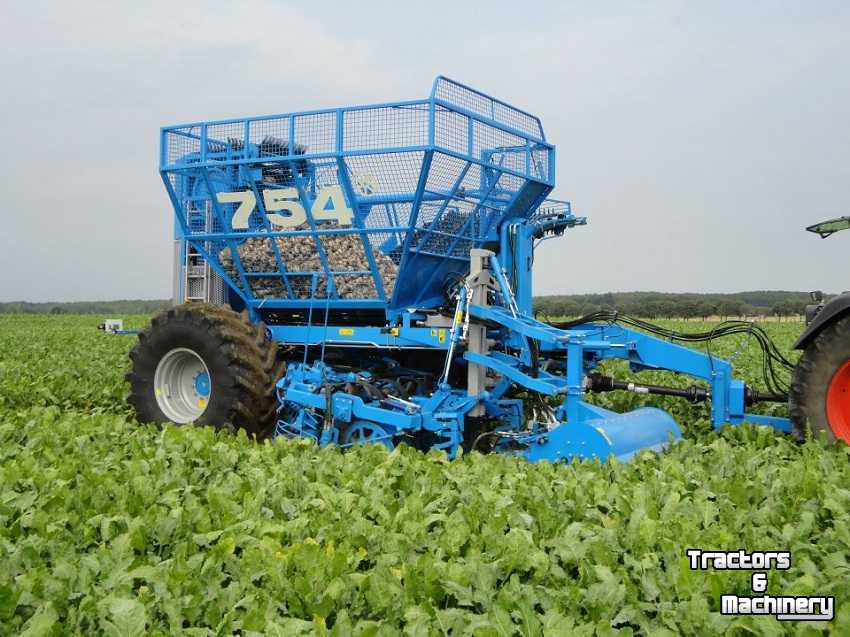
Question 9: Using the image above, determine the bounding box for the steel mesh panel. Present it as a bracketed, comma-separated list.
[461, 163, 483, 192]
[208, 193, 259, 235]
[166, 127, 201, 165]
[206, 122, 245, 157]
[249, 117, 291, 149]
[409, 201, 449, 254]
[320, 230, 397, 298]
[487, 149, 533, 184]
[343, 152, 424, 197]
[382, 201, 412, 233]
[287, 275, 327, 300]
[532, 147, 549, 181]
[333, 274, 378, 299]
[433, 77, 544, 140]
[433, 107, 469, 156]
[166, 173, 180, 193]
[162, 78, 555, 309]
[362, 226, 399, 257]
[221, 237, 275, 273]
[472, 121, 527, 168]
[185, 201, 205, 233]
[248, 118, 312, 187]
[215, 245, 246, 294]
[273, 231, 322, 273]
[418, 154, 504, 259]
[248, 204, 266, 231]
[219, 232, 315, 298]
[362, 202, 409, 262]
[343, 106, 429, 151]
[183, 202, 226, 249]
[312, 160, 342, 189]
[207, 271, 227, 304]
[209, 203, 224, 233]
[494, 102, 543, 141]
[412, 200, 442, 230]
[450, 203, 492, 258]
[294, 112, 336, 155]
[493, 168, 525, 196]
[249, 277, 286, 299]
[186, 278, 205, 299]
[435, 81, 491, 122]
[425, 152, 468, 194]
[413, 198, 481, 257]
[318, 231, 369, 270]
[216, 227, 398, 300]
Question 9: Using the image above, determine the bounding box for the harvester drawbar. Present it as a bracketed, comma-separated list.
[128, 77, 810, 462]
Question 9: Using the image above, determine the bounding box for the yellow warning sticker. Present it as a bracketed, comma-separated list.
[199, 398, 207, 409]
[438, 329, 446, 343]
[339, 328, 354, 336]
[390, 327, 399, 336]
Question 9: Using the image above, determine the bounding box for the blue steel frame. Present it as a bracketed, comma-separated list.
[160, 77, 791, 463]
[161, 77, 555, 331]
[484, 218, 792, 435]
[275, 248, 791, 462]
[273, 200, 790, 462]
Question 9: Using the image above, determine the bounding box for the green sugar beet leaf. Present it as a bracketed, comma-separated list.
[1, 316, 848, 635]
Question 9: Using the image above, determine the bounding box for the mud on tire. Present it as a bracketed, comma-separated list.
[125, 303, 285, 436]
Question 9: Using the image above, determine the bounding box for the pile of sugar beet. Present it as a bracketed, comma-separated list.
[220, 231, 397, 299]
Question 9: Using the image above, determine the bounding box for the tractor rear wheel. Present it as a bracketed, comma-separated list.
[789, 315, 850, 442]
[126, 303, 285, 436]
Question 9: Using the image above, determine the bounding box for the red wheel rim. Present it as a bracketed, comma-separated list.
[827, 360, 850, 443]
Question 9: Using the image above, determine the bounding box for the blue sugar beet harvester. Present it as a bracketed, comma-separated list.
[127, 77, 808, 462]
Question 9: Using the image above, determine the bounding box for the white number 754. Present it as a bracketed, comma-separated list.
[216, 185, 354, 230]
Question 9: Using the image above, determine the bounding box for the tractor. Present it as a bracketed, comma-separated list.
[790, 216, 850, 443]
[126, 77, 845, 461]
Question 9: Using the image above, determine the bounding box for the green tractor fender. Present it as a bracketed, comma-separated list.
[794, 292, 850, 351]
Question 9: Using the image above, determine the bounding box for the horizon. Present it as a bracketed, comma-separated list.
[0, 289, 835, 307]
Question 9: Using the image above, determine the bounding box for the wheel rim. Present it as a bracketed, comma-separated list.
[153, 347, 211, 423]
[827, 359, 850, 442]
[342, 421, 394, 449]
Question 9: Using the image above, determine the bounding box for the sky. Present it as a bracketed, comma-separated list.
[1, 1, 848, 302]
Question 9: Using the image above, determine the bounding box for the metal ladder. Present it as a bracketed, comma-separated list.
[180, 201, 226, 304]
[183, 247, 208, 302]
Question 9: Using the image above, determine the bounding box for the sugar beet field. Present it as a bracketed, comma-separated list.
[1, 314, 849, 635]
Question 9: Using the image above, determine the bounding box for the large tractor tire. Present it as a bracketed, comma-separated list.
[789, 315, 850, 442]
[126, 303, 285, 436]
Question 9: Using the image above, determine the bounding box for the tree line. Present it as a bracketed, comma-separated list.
[532, 291, 822, 320]
[0, 300, 171, 315]
[0, 291, 824, 320]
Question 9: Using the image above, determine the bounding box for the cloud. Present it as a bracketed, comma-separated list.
[0, 1, 390, 302]
[0, 2, 848, 301]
